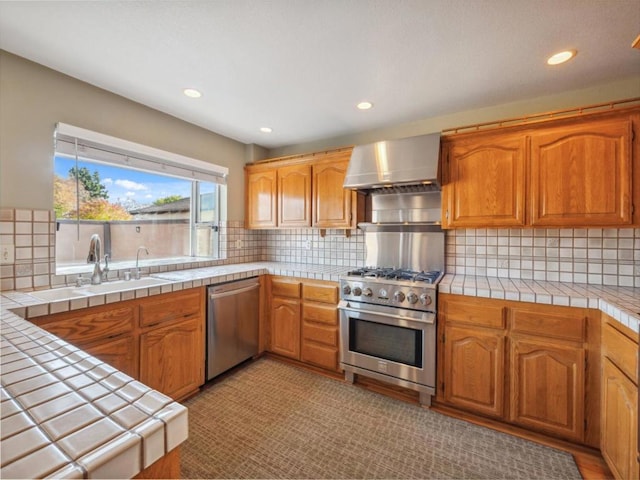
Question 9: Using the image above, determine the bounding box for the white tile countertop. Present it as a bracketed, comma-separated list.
[2, 262, 638, 478]
[0, 310, 188, 479]
[0, 262, 352, 479]
[439, 274, 640, 334]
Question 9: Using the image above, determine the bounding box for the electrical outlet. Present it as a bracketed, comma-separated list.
[1, 245, 15, 264]
[235, 239, 243, 249]
[304, 239, 311, 250]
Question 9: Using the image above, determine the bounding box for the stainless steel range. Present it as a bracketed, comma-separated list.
[339, 265, 443, 406]
[340, 133, 445, 406]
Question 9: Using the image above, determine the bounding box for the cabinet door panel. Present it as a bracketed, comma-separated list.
[302, 322, 338, 347]
[601, 358, 639, 480]
[140, 316, 204, 400]
[139, 289, 202, 327]
[270, 297, 301, 359]
[246, 169, 277, 228]
[313, 161, 351, 228]
[84, 336, 138, 379]
[530, 118, 632, 226]
[509, 338, 585, 442]
[302, 303, 337, 325]
[278, 164, 311, 227]
[443, 325, 505, 418]
[301, 342, 338, 371]
[444, 135, 526, 227]
[37, 306, 135, 345]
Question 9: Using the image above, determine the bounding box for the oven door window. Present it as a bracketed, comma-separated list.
[349, 318, 423, 368]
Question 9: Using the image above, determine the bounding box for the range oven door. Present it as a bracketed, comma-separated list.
[338, 300, 436, 391]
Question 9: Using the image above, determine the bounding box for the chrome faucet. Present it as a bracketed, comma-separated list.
[135, 246, 149, 280]
[87, 234, 109, 285]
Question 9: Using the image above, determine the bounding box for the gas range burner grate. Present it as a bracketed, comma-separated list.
[347, 268, 442, 284]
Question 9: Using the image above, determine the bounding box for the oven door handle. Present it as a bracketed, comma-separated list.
[338, 302, 435, 324]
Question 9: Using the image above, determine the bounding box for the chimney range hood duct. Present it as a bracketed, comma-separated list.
[343, 133, 441, 191]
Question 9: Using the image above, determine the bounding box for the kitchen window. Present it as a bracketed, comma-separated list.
[54, 123, 228, 274]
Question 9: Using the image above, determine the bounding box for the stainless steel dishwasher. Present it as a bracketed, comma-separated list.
[207, 277, 260, 380]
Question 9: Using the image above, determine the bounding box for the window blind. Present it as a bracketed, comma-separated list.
[54, 123, 228, 185]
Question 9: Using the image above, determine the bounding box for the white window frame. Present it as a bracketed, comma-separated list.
[54, 123, 228, 273]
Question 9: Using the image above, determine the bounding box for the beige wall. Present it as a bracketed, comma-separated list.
[0, 51, 248, 220]
[267, 76, 640, 158]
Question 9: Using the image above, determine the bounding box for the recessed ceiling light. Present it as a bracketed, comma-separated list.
[183, 88, 202, 98]
[547, 50, 577, 65]
[357, 101, 373, 110]
[260, 127, 273, 133]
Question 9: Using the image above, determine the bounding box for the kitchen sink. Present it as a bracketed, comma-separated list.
[27, 277, 171, 302]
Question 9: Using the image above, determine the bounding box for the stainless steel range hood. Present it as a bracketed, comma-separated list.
[343, 133, 441, 190]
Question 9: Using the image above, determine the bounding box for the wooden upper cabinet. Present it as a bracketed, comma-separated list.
[443, 133, 527, 228]
[530, 118, 633, 226]
[441, 107, 638, 229]
[245, 148, 359, 230]
[246, 168, 277, 229]
[313, 160, 351, 228]
[278, 164, 311, 227]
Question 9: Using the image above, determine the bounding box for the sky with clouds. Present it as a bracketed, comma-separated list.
[55, 156, 192, 206]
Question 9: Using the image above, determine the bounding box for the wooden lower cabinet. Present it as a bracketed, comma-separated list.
[443, 324, 505, 418]
[438, 293, 599, 447]
[268, 276, 340, 372]
[600, 315, 639, 480]
[271, 296, 301, 359]
[509, 337, 585, 442]
[31, 287, 205, 402]
[301, 283, 339, 371]
[139, 316, 204, 401]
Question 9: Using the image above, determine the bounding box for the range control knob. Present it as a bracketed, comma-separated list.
[353, 286, 362, 296]
[378, 288, 388, 298]
[420, 293, 433, 306]
[362, 287, 373, 297]
[407, 292, 418, 304]
[393, 291, 406, 303]
[342, 285, 351, 295]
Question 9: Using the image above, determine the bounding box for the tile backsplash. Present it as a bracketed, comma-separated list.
[1, 208, 638, 291]
[445, 228, 640, 287]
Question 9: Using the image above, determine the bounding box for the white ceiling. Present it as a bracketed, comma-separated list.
[1, 0, 639, 149]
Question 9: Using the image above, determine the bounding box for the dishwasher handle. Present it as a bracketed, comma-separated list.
[209, 282, 259, 300]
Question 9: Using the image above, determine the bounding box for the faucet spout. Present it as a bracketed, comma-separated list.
[135, 246, 149, 280]
[87, 234, 106, 285]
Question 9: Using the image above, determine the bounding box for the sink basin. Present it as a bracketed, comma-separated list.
[27, 286, 90, 302]
[27, 277, 171, 302]
[80, 277, 170, 294]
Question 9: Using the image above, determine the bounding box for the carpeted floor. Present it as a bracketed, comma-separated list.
[181, 358, 582, 479]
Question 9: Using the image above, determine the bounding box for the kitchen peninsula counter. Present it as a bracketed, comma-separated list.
[439, 274, 640, 334]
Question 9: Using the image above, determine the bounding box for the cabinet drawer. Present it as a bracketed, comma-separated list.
[38, 306, 135, 345]
[301, 342, 338, 371]
[271, 279, 301, 298]
[303, 322, 338, 347]
[602, 321, 638, 383]
[302, 303, 337, 325]
[139, 288, 202, 327]
[302, 283, 338, 304]
[440, 294, 506, 329]
[511, 308, 586, 342]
